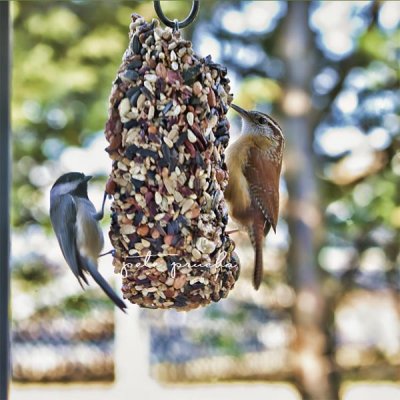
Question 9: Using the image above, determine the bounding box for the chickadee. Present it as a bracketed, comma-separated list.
[50, 172, 126, 311]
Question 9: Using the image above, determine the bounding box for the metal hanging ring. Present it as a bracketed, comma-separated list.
[154, 0, 200, 30]
[173, 19, 179, 33]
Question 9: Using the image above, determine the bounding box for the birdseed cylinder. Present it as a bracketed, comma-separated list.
[104, 14, 239, 310]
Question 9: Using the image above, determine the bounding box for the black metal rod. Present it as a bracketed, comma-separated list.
[0, 2, 11, 399]
[154, 0, 200, 30]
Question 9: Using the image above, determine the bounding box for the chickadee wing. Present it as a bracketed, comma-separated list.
[50, 194, 88, 285]
[245, 146, 282, 232]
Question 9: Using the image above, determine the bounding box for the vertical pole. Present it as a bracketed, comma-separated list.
[278, 2, 339, 399]
[0, 1, 11, 400]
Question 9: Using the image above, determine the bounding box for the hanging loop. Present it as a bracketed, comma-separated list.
[154, 0, 200, 30]
[173, 19, 179, 33]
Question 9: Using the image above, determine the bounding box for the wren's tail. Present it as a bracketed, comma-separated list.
[81, 256, 127, 312]
[249, 220, 268, 290]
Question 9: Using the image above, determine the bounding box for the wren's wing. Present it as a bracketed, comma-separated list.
[244, 146, 281, 232]
[50, 193, 88, 285]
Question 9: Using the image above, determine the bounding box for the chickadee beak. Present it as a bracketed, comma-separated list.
[83, 175, 93, 182]
[231, 103, 251, 121]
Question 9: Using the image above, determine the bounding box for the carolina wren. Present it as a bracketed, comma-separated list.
[225, 104, 284, 290]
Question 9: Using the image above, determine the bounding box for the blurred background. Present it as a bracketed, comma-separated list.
[9, 1, 399, 399]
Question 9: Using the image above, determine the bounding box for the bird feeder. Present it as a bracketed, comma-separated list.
[104, 4, 239, 310]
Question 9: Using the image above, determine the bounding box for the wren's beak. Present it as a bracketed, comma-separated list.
[231, 103, 251, 121]
[83, 175, 93, 183]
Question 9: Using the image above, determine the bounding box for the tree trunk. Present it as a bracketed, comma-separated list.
[278, 2, 339, 399]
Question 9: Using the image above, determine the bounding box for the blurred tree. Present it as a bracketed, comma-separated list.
[278, 4, 336, 398]
[206, 1, 399, 398]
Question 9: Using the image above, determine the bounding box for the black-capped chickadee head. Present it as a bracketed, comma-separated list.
[51, 172, 92, 198]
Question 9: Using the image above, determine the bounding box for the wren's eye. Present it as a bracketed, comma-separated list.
[256, 116, 268, 125]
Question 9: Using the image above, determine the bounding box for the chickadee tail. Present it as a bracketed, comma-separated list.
[82, 257, 127, 312]
[249, 221, 266, 290]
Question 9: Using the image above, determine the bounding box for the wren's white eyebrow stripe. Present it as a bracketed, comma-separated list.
[265, 117, 282, 135]
[254, 111, 282, 136]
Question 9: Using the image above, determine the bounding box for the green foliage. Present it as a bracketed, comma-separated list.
[12, 0, 199, 228]
[359, 27, 400, 69]
[13, 258, 55, 289]
[236, 77, 282, 109]
[62, 292, 113, 316]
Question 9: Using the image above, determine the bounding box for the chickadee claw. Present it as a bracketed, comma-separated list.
[99, 249, 116, 258]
